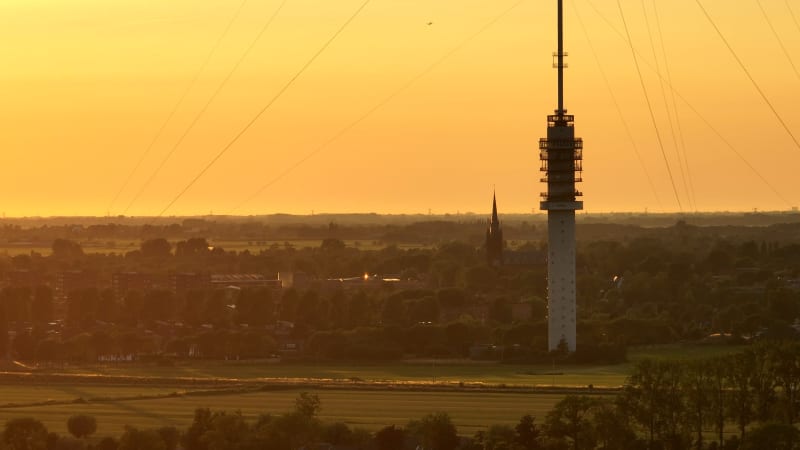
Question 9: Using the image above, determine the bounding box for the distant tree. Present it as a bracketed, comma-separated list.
[770, 342, 800, 426]
[464, 265, 497, 291]
[35, 338, 62, 363]
[295, 290, 321, 328]
[726, 353, 755, 441]
[46, 432, 60, 450]
[374, 425, 405, 450]
[89, 330, 117, 356]
[66, 415, 96, 439]
[346, 290, 372, 328]
[279, 289, 299, 323]
[407, 412, 459, 450]
[295, 392, 321, 418]
[489, 298, 512, 324]
[0, 305, 8, 360]
[544, 396, 599, 450]
[381, 295, 406, 326]
[52, 239, 83, 259]
[121, 290, 144, 326]
[515, 415, 543, 450]
[683, 360, 714, 449]
[235, 288, 274, 327]
[54, 436, 85, 450]
[748, 344, 779, 422]
[66, 288, 99, 328]
[197, 413, 249, 450]
[95, 437, 118, 450]
[140, 238, 172, 258]
[591, 400, 637, 450]
[31, 286, 54, 325]
[479, 425, 516, 450]
[320, 238, 346, 253]
[140, 290, 177, 323]
[620, 360, 669, 446]
[175, 238, 210, 258]
[323, 422, 353, 445]
[182, 409, 213, 450]
[437, 288, 467, 308]
[3, 417, 48, 450]
[12, 330, 36, 361]
[407, 296, 439, 324]
[118, 427, 165, 450]
[254, 395, 324, 450]
[740, 422, 800, 450]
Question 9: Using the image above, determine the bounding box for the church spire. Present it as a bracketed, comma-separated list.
[491, 190, 499, 226]
[486, 190, 503, 266]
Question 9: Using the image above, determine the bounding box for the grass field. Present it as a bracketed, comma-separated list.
[36, 344, 747, 388]
[41, 360, 629, 388]
[0, 388, 599, 437]
[0, 344, 747, 437]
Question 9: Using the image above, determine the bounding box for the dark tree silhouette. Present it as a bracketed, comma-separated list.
[3, 418, 48, 450]
[407, 412, 459, 450]
[66, 415, 96, 439]
[375, 425, 405, 450]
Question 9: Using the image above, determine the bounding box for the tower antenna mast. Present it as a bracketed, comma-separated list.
[557, 0, 564, 114]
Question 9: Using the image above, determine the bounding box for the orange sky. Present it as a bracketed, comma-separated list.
[1, 0, 798, 217]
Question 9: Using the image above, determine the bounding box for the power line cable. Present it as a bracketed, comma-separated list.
[757, 0, 800, 81]
[618, 0, 683, 210]
[570, 0, 662, 208]
[651, 0, 697, 211]
[584, 0, 792, 208]
[789, 0, 800, 35]
[641, 0, 693, 210]
[229, 0, 527, 214]
[123, 0, 288, 215]
[158, 0, 372, 217]
[695, 0, 800, 153]
[106, 0, 249, 215]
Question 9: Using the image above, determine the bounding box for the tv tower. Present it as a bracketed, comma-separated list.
[539, 0, 583, 352]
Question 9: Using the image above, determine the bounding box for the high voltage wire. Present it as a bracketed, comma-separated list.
[757, 0, 800, 81]
[106, 0, 250, 215]
[229, 0, 527, 214]
[641, 0, 694, 211]
[789, 0, 800, 35]
[158, 0, 372, 217]
[618, 0, 683, 211]
[570, 0, 662, 208]
[695, 0, 800, 153]
[681, 98, 794, 208]
[652, 0, 696, 211]
[584, 0, 793, 208]
[123, 0, 288, 215]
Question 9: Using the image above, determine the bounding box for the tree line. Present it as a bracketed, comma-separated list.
[1, 218, 799, 362]
[3, 340, 800, 450]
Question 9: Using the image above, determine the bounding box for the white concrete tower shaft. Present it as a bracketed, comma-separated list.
[539, 0, 583, 352]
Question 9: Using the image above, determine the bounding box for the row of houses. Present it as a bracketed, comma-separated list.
[1, 270, 424, 300]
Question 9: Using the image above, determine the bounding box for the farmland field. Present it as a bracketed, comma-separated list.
[0, 344, 745, 436]
[0, 387, 597, 437]
[39, 360, 630, 388]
